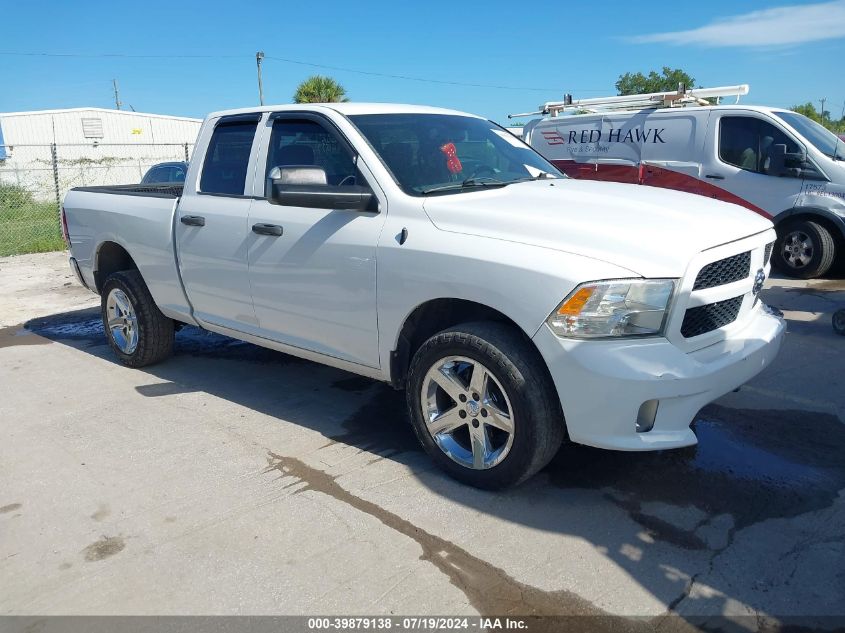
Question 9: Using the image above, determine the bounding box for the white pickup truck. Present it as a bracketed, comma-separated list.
[62, 103, 785, 488]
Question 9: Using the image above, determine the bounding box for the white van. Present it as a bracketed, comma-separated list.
[521, 86, 845, 278]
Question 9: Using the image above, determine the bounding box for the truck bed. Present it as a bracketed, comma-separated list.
[63, 183, 191, 320]
[71, 183, 184, 198]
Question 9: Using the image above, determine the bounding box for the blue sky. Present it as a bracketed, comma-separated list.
[1, 0, 844, 124]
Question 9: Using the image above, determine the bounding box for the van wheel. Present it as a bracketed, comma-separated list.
[101, 270, 174, 367]
[773, 220, 836, 279]
[406, 322, 565, 489]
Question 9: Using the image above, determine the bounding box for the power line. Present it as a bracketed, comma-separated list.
[0, 51, 243, 59]
[263, 55, 564, 92]
[0, 49, 604, 94]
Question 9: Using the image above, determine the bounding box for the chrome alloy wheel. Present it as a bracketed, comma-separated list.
[106, 288, 139, 354]
[782, 230, 814, 269]
[421, 356, 515, 470]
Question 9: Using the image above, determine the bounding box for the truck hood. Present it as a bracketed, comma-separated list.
[422, 179, 773, 278]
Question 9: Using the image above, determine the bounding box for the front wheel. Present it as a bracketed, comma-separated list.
[406, 322, 565, 489]
[101, 270, 174, 367]
[772, 219, 836, 279]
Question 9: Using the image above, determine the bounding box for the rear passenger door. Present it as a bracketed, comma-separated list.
[176, 114, 261, 332]
[246, 113, 386, 368]
[702, 114, 803, 214]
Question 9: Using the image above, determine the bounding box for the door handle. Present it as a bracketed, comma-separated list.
[180, 215, 206, 226]
[705, 174, 725, 180]
[252, 223, 283, 237]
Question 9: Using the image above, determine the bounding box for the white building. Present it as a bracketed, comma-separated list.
[0, 108, 202, 199]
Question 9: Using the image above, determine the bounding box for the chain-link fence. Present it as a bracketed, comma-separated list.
[0, 142, 192, 257]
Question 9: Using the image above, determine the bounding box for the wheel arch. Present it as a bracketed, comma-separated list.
[775, 207, 845, 242]
[389, 297, 547, 389]
[94, 240, 139, 294]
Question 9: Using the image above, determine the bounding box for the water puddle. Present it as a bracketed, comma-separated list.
[546, 404, 845, 530]
[24, 309, 298, 364]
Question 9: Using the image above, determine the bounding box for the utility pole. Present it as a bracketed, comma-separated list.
[819, 97, 826, 123]
[256, 51, 265, 106]
[112, 79, 122, 110]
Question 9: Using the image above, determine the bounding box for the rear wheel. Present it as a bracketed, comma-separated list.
[101, 270, 174, 367]
[406, 322, 565, 489]
[773, 219, 836, 279]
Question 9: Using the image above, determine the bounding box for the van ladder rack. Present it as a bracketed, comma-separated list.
[508, 84, 749, 118]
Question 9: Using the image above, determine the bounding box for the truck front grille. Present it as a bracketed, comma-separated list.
[763, 241, 774, 266]
[692, 251, 750, 290]
[681, 296, 744, 338]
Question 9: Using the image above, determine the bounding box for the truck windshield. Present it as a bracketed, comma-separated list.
[348, 113, 562, 195]
[774, 111, 845, 161]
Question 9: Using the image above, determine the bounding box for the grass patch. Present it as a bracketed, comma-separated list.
[0, 183, 65, 256]
[0, 200, 65, 257]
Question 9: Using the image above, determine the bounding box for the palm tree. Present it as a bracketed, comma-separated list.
[293, 76, 349, 103]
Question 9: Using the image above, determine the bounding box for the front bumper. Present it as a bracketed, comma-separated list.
[532, 303, 785, 451]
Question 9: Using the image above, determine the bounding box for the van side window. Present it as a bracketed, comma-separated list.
[719, 117, 799, 175]
[267, 119, 357, 187]
[200, 121, 258, 195]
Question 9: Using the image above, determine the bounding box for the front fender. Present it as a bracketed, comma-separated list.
[376, 225, 637, 377]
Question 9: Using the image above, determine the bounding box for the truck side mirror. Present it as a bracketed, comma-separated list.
[267, 165, 376, 212]
[269, 165, 328, 186]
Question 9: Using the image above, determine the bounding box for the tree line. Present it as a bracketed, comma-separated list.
[617, 67, 845, 134]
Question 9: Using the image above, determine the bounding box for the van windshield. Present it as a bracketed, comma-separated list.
[348, 113, 562, 195]
[774, 111, 845, 161]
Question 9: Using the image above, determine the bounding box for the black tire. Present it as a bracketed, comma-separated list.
[406, 321, 565, 489]
[834, 310, 845, 337]
[101, 270, 174, 367]
[773, 219, 836, 279]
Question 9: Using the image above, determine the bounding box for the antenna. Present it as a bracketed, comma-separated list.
[509, 84, 750, 118]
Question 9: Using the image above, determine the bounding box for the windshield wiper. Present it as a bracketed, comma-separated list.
[420, 177, 508, 195]
[517, 171, 557, 182]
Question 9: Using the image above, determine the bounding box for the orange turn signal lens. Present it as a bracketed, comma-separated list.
[557, 286, 596, 316]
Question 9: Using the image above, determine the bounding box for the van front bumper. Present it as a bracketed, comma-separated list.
[531, 303, 785, 451]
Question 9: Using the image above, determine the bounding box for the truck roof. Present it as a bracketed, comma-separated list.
[206, 102, 480, 120]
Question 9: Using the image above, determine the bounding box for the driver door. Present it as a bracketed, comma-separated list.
[246, 113, 386, 368]
[701, 114, 804, 214]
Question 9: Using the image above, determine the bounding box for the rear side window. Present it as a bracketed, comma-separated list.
[719, 117, 799, 175]
[200, 121, 257, 195]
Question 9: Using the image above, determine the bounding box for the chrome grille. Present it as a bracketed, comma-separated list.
[692, 251, 751, 291]
[681, 296, 744, 338]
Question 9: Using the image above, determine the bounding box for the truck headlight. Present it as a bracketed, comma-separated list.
[547, 279, 676, 339]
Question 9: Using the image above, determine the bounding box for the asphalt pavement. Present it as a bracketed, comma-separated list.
[1, 251, 843, 631]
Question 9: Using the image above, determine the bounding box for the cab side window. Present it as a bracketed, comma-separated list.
[719, 117, 799, 175]
[200, 121, 258, 195]
[267, 119, 358, 187]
